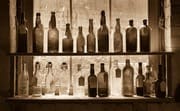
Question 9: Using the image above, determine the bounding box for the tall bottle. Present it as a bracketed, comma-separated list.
[63, 23, 73, 53]
[77, 26, 85, 53]
[111, 60, 122, 96]
[97, 63, 108, 97]
[33, 13, 44, 53]
[126, 20, 137, 52]
[122, 59, 134, 96]
[73, 64, 85, 96]
[97, 10, 109, 52]
[48, 12, 59, 53]
[31, 62, 42, 97]
[155, 65, 166, 98]
[45, 62, 55, 96]
[87, 19, 96, 53]
[18, 63, 29, 96]
[143, 65, 152, 97]
[88, 64, 97, 97]
[140, 19, 151, 52]
[136, 62, 145, 96]
[17, 12, 28, 53]
[114, 18, 123, 53]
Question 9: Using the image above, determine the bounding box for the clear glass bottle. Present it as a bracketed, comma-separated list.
[17, 12, 28, 53]
[97, 10, 109, 53]
[88, 64, 97, 97]
[111, 60, 122, 96]
[77, 26, 85, 53]
[31, 62, 42, 97]
[114, 18, 123, 53]
[143, 65, 152, 97]
[33, 13, 44, 53]
[136, 62, 145, 96]
[97, 63, 109, 97]
[73, 64, 85, 96]
[87, 19, 96, 53]
[48, 12, 59, 53]
[140, 19, 151, 52]
[155, 65, 166, 98]
[122, 59, 134, 96]
[126, 20, 137, 52]
[62, 23, 73, 53]
[18, 63, 29, 97]
[45, 62, 55, 96]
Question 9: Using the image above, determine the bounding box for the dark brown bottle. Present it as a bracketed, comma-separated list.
[140, 19, 151, 52]
[97, 10, 109, 53]
[17, 12, 28, 53]
[97, 63, 108, 97]
[126, 20, 137, 52]
[88, 64, 97, 97]
[77, 26, 85, 53]
[155, 65, 166, 98]
[33, 13, 44, 53]
[48, 12, 59, 53]
[63, 24, 73, 53]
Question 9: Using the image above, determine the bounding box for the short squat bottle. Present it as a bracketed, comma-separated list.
[87, 19, 96, 53]
[140, 19, 151, 52]
[77, 26, 85, 53]
[97, 10, 109, 52]
[114, 18, 123, 53]
[122, 59, 134, 96]
[88, 64, 97, 97]
[48, 12, 59, 53]
[126, 20, 137, 52]
[136, 62, 145, 96]
[63, 23, 73, 53]
[97, 63, 109, 97]
[143, 65, 152, 97]
[33, 13, 44, 53]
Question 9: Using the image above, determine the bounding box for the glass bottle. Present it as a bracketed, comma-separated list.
[48, 12, 59, 53]
[111, 60, 122, 96]
[18, 63, 29, 97]
[155, 65, 166, 98]
[126, 20, 137, 52]
[97, 63, 109, 97]
[140, 19, 151, 52]
[17, 12, 28, 53]
[88, 64, 97, 97]
[77, 26, 85, 53]
[87, 19, 96, 53]
[122, 59, 134, 96]
[136, 62, 145, 96]
[114, 18, 123, 53]
[97, 10, 109, 53]
[31, 62, 42, 97]
[143, 65, 152, 97]
[62, 23, 73, 53]
[73, 64, 85, 96]
[45, 62, 55, 96]
[33, 13, 44, 53]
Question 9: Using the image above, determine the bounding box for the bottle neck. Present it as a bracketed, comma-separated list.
[35, 16, 41, 27]
[90, 66, 95, 75]
[50, 15, 56, 28]
[115, 20, 120, 32]
[23, 64, 27, 74]
[65, 27, 72, 38]
[138, 66, 142, 75]
[100, 64, 105, 72]
[100, 16, 106, 26]
[89, 25, 93, 33]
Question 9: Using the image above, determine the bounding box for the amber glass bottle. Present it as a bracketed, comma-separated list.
[88, 64, 97, 97]
[77, 26, 85, 53]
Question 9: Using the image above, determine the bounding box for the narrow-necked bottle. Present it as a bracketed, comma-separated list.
[98, 10, 109, 52]
[122, 59, 134, 96]
[17, 12, 28, 53]
[88, 64, 97, 97]
[143, 65, 152, 97]
[87, 19, 96, 53]
[140, 19, 151, 52]
[126, 20, 137, 52]
[33, 13, 44, 53]
[77, 26, 85, 53]
[48, 12, 59, 53]
[97, 63, 108, 97]
[155, 65, 166, 98]
[62, 23, 73, 53]
[18, 63, 29, 97]
[136, 62, 145, 96]
[114, 18, 123, 53]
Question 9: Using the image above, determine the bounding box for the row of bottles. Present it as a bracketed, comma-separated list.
[17, 10, 150, 53]
[18, 60, 166, 98]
